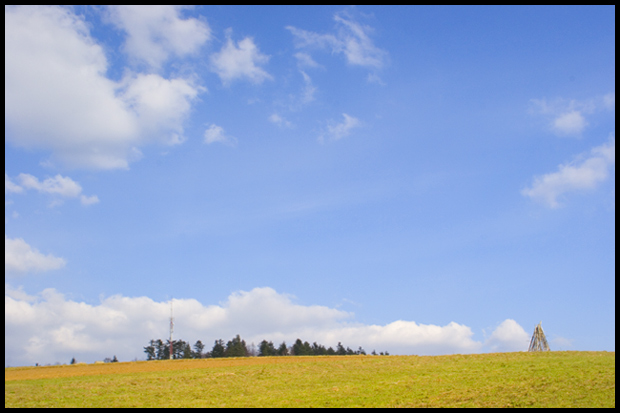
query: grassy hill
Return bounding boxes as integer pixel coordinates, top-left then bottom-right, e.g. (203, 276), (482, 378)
(5, 351), (615, 407)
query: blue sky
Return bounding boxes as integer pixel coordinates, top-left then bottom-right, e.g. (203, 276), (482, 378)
(5, 5), (615, 366)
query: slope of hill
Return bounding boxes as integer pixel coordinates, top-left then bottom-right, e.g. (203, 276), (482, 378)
(5, 351), (615, 407)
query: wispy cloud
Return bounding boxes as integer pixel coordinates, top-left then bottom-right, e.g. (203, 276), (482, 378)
(530, 93), (615, 137)
(521, 135), (615, 208)
(287, 10), (387, 70)
(209, 29), (272, 85)
(294, 52), (322, 69)
(5, 173), (23, 194)
(269, 113), (293, 129)
(318, 113), (362, 143)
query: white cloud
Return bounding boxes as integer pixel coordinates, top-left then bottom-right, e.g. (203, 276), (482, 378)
(299, 71), (317, 104)
(294, 52), (322, 69)
(319, 113), (362, 143)
(269, 113), (293, 128)
(80, 195), (100, 206)
(204, 124), (237, 146)
(5, 5), (202, 170)
(7, 173), (99, 206)
(119, 73), (202, 146)
(5, 173), (23, 194)
(107, 5), (211, 70)
(552, 110), (588, 136)
(521, 136), (615, 208)
(530, 93), (614, 137)
(17, 173), (82, 198)
(485, 319), (530, 352)
(5, 286), (528, 366)
(209, 30), (272, 85)
(5, 236), (66, 276)
(602, 92), (615, 110)
(287, 11), (387, 70)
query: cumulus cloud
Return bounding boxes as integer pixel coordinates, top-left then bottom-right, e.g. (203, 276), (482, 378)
(204, 124), (237, 146)
(5, 5), (202, 170)
(5, 236), (66, 276)
(4, 286), (527, 366)
(6, 173), (99, 206)
(319, 113), (362, 143)
(521, 136), (615, 208)
(209, 30), (272, 85)
(107, 5), (211, 70)
(287, 11), (387, 70)
(485, 319), (530, 352)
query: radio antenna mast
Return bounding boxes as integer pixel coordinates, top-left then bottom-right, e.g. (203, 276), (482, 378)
(169, 298), (174, 360)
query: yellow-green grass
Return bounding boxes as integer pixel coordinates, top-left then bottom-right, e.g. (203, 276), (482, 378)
(5, 351), (614, 407)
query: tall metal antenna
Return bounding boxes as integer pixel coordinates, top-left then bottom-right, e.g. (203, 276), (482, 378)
(169, 298), (174, 360)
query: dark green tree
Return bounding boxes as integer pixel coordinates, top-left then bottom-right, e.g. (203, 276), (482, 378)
(182, 341), (193, 359)
(211, 339), (226, 358)
(292, 339), (314, 356)
(276, 341), (289, 356)
(144, 340), (157, 360)
(193, 340), (205, 359)
(70, 357), (76, 365)
(311, 342), (327, 355)
(336, 342), (347, 356)
(258, 340), (277, 357)
(154, 339), (166, 360)
(225, 335), (248, 357)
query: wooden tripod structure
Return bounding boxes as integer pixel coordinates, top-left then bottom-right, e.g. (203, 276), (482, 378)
(528, 322), (550, 351)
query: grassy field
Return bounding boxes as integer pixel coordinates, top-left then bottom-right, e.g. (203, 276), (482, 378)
(5, 351), (614, 407)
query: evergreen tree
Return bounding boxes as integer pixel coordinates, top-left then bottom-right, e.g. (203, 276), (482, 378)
(154, 339), (166, 360)
(312, 342), (327, 356)
(276, 341), (288, 356)
(336, 342), (347, 356)
(144, 340), (157, 360)
(258, 340), (277, 356)
(193, 340), (205, 359)
(182, 341), (193, 359)
(225, 335), (248, 357)
(211, 339), (226, 358)
(112, 355), (118, 362)
(70, 357), (76, 365)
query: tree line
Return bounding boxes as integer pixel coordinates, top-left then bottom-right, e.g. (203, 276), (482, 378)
(143, 335), (389, 360)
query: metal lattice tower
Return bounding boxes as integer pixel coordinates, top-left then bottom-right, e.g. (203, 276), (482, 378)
(169, 299), (174, 360)
(528, 322), (550, 351)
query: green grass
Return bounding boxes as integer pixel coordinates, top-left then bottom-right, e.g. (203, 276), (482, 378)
(5, 351), (615, 407)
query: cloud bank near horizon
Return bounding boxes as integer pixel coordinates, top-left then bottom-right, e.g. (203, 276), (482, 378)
(5, 286), (533, 366)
